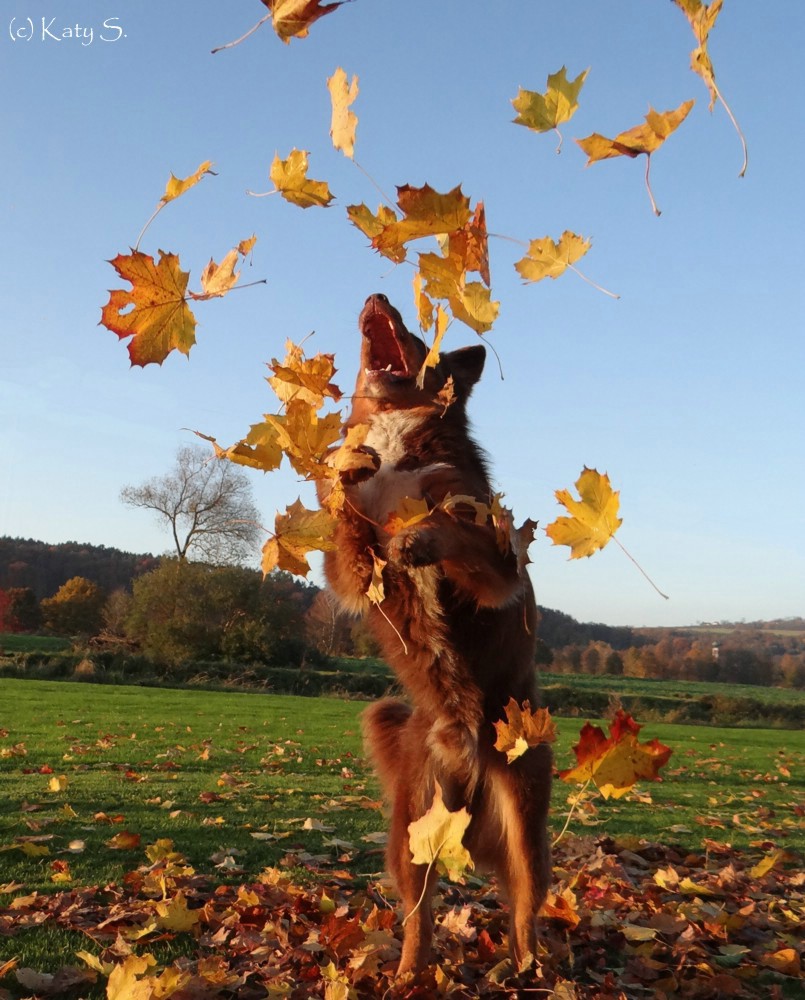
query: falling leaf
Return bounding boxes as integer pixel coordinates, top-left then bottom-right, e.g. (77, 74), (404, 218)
(193, 238), (257, 300)
(373, 184), (471, 259)
(408, 785), (473, 882)
(263, 0), (345, 43)
(545, 466), (622, 559)
(161, 160), (214, 205)
(366, 551), (386, 606)
(559, 710), (672, 799)
(347, 203), (404, 263)
(269, 149), (334, 208)
(672, 0), (746, 175)
(493, 698), (557, 763)
(262, 498), (337, 577)
(515, 231), (591, 283)
(384, 497), (431, 538)
(267, 341), (342, 408)
(328, 67), (359, 159)
(101, 250), (196, 366)
(417, 305), (450, 384)
(512, 66), (589, 150)
(576, 101), (695, 162)
(576, 101), (694, 214)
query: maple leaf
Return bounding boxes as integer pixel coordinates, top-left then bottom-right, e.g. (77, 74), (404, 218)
(328, 67), (359, 159)
(101, 250), (196, 366)
(577, 101), (695, 161)
(161, 160), (215, 205)
(262, 0), (345, 43)
(105, 830), (142, 850)
(267, 340), (342, 408)
(269, 149), (334, 208)
(493, 698), (557, 763)
(512, 66), (589, 151)
(263, 400), (343, 479)
(366, 551), (386, 605)
(384, 497), (431, 537)
(347, 203), (404, 263)
(416, 305), (450, 384)
(672, 0), (746, 175)
(576, 101), (694, 214)
(545, 466), (622, 559)
(441, 201), (491, 286)
(193, 425), (283, 474)
(192, 238), (257, 301)
(408, 784), (473, 882)
(154, 890), (201, 933)
(559, 710), (672, 799)
(106, 954), (157, 1000)
(418, 251), (500, 334)
(515, 231), (591, 283)
(262, 498), (337, 577)
(373, 184), (471, 259)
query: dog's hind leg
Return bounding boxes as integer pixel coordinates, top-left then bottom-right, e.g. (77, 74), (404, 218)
(483, 742), (552, 967)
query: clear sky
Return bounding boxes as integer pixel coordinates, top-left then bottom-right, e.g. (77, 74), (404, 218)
(2, 1), (803, 627)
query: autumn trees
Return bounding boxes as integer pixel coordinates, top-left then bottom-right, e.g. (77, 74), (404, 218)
(120, 446), (262, 565)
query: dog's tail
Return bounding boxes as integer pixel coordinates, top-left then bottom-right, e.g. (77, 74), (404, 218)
(362, 698), (412, 795)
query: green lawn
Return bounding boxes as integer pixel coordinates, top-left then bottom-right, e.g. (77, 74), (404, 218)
(0, 634), (71, 654)
(1, 678), (802, 896)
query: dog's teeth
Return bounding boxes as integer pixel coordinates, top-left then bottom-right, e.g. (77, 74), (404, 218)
(384, 364), (393, 372)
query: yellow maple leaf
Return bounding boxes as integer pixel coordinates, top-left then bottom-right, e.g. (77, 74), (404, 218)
(347, 203), (404, 262)
(576, 101), (695, 215)
(269, 149), (334, 208)
(559, 710), (672, 799)
(262, 498), (337, 577)
(264, 400), (343, 479)
(366, 551), (386, 605)
(101, 250), (196, 367)
(106, 954), (157, 1000)
(263, 0), (345, 43)
(47, 774), (68, 792)
(512, 66), (589, 150)
(408, 785), (473, 882)
(418, 252), (499, 334)
(385, 497), (431, 537)
(327, 66), (359, 159)
(154, 890), (201, 933)
(161, 160), (215, 204)
(577, 101), (695, 162)
(416, 305), (449, 386)
(672, 0), (746, 175)
(546, 467), (622, 559)
(193, 425), (284, 474)
(515, 231), (591, 283)
(493, 698), (557, 763)
(267, 341), (342, 408)
(441, 201), (491, 287)
(374, 184), (471, 257)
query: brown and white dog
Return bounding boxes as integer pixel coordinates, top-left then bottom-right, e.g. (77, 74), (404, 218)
(319, 293), (551, 975)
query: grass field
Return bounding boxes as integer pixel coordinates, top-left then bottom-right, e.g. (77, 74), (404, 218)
(0, 634), (70, 654)
(1, 678), (802, 895)
(1, 679), (802, 997)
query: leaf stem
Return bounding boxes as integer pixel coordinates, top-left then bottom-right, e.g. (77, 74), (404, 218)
(712, 80), (748, 178)
(352, 159), (396, 211)
(134, 202), (165, 252)
(211, 13), (271, 55)
(553, 776), (593, 847)
(644, 155), (661, 217)
(612, 535), (669, 600)
(566, 263), (620, 299)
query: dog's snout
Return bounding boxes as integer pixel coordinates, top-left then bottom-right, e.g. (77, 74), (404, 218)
(367, 292), (389, 305)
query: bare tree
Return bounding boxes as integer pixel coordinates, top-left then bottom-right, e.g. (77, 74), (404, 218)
(121, 445), (262, 564)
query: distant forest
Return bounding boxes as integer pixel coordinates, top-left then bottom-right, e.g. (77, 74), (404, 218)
(0, 536), (159, 600)
(1, 535), (802, 688)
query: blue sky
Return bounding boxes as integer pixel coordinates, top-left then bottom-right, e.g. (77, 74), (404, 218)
(2, 1), (803, 627)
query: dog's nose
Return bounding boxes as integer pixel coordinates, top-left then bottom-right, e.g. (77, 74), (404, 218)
(366, 292), (389, 305)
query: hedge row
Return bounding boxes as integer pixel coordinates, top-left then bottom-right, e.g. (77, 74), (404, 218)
(1, 652), (802, 729)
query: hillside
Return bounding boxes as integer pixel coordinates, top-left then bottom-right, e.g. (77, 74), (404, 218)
(0, 536), (159, 600)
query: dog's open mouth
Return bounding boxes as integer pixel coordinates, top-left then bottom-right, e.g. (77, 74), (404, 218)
(360, 306), (413, 381)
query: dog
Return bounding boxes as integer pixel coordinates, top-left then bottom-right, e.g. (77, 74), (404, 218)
(319, 293), (551, 975)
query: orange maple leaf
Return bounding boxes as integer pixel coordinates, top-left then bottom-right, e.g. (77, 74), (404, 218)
(262, 0), (345, 43)
(101, 250), (196, 366)
(494, 698), (557, 763)
(559, 710), (672, 799)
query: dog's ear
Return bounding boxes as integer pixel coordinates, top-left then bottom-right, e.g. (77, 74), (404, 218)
(443, 345), (486, 395)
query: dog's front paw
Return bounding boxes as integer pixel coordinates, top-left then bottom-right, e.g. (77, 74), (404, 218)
(387, 526), (440, 568)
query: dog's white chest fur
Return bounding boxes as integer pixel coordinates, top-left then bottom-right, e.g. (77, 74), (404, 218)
(356, 410), (448, 526)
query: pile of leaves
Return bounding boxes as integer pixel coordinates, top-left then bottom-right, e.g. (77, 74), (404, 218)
(1, 832), (801, 999)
